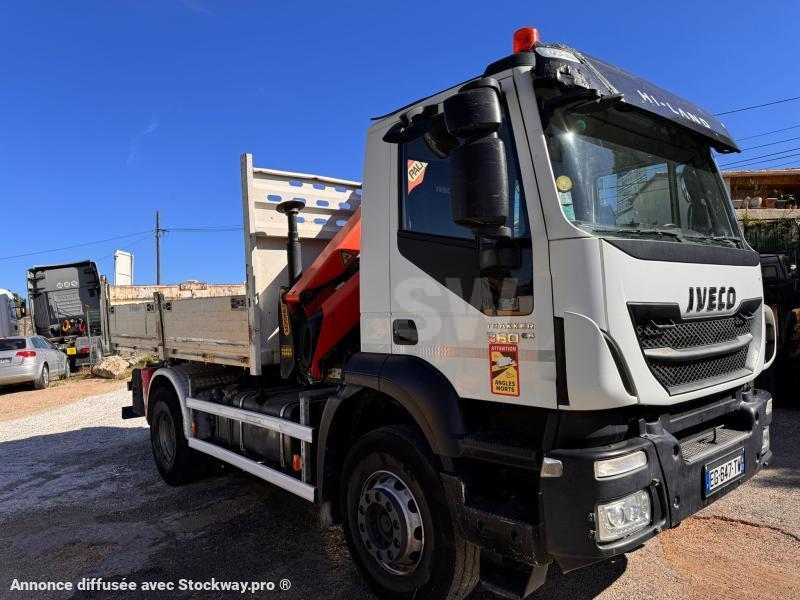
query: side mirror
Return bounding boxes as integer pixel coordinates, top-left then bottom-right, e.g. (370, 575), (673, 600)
(444, 78), (509, 237)
(450, 136), (509, 236)
(443, 79), (503, 137)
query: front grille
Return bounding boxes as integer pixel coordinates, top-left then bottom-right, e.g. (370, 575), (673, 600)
(630, 300), (760, 394)
(636, 315), (751, 349)
(649, 346), (749, 390)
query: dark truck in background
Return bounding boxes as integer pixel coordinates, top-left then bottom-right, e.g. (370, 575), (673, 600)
(742, 220), (800, 347)
(26, 261), (103, 368)
(742, 219), (800, 398)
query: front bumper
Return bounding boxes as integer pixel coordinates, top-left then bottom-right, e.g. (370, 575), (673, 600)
(0, 364), (40, 385)
(540, 388), (772, 572)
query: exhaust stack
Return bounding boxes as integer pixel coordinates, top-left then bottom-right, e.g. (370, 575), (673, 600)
(277, 200), (305, 283)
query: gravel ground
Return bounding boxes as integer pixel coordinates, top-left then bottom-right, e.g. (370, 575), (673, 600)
(0, 387), (798, 600)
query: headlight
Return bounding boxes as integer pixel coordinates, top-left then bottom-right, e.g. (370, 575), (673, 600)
(596, 490), (651, 543)
(766, 398), (773, 417)
(594, 450), (647, 479)
(761, 426), (770, 456)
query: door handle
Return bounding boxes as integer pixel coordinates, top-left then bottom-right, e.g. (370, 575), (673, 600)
(393, 319), (418, 345)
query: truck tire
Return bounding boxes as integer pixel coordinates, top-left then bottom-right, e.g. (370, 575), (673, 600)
(340, 425), (479, 600)
(149, 386), (212, 486)
(34, 365), (50, 390)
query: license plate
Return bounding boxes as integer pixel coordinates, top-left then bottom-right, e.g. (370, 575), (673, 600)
(0, 358), (10, 365)
(66, 348), (77, 355)
(704, 449), (745, 495)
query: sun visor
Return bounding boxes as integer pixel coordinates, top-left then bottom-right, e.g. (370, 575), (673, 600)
(532, 45), (740, 153)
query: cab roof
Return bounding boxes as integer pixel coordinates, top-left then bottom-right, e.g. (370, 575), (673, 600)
(377, 41), (739, 154)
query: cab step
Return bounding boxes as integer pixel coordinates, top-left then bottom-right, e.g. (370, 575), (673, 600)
(480, 562), (549, 600)
(442, 474), (542, 565)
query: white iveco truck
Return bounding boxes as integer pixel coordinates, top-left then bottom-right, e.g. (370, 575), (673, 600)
(114, 28), (776, 600)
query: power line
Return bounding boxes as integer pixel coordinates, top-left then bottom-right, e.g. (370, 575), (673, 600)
(96, 233), (153, 264)
(745, 157), (800, 170)
(738, 123), (800, 141)
(0, 230), (153, 261)
(720, 151), (800, 170)
(715, 95), (800, 116)
(718, 145), (800, 167)
(168, 226), (242, 232)
(1, 223), (245, 264)
(721, 155), (800, 172)
(740, 134), (800, 152)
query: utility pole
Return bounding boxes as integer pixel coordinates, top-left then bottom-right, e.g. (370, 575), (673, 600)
(155, 211), (163, 285)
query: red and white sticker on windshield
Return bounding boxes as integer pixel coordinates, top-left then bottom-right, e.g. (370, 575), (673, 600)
(407, 160), (427, 193)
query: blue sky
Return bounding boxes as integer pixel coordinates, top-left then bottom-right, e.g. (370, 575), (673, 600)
(2, 1), (799, 295)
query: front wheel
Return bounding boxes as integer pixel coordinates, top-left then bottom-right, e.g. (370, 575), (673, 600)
(341, 425), (479, 600)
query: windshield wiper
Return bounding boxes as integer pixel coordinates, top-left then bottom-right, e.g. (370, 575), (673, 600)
(711, 235), (743, 248)
(602, 228), (684, 241)
(683, 234), (742, 248)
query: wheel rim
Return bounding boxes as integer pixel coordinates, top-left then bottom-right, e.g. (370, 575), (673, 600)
(156, 408), (176, 467)
(42, 367), (49, 387)
(357, 470), (425, 576)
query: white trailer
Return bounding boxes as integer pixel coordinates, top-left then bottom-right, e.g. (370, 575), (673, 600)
(103, 160), (360, 369)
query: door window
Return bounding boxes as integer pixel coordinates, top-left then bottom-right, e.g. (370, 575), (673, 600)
(398, 105), (533, 315)
(761, 265), (779, 280)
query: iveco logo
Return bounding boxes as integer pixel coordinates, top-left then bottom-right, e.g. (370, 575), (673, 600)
(687, 286), (736, 313)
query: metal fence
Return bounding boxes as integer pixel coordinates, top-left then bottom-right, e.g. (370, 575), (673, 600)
(741, 219), (800, 264)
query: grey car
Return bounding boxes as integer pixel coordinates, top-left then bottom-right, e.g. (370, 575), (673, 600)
(0, 336), (70, 390)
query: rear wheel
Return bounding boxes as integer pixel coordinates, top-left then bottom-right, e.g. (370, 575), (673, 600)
(341, 425), (479, 600)
(149, 386), (213, 486)
(34, 364), (50, 390)
(63, 360), (71, 380)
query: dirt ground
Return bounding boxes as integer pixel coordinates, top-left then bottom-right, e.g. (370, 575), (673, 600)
(659, 517), (800, 599)
(0, 380), (798, 599)
(0, 377), (126, 422)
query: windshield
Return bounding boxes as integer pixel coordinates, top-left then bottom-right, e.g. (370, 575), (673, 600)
(540, 98), (742, 247)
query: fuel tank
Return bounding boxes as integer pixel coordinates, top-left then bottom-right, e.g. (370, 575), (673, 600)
(213, 389), (302, 469)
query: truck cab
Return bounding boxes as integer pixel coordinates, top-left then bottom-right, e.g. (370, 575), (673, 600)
(27, 261), (103, 367)
(352, 28), (775, 581)
(122, 28), (775, 600)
